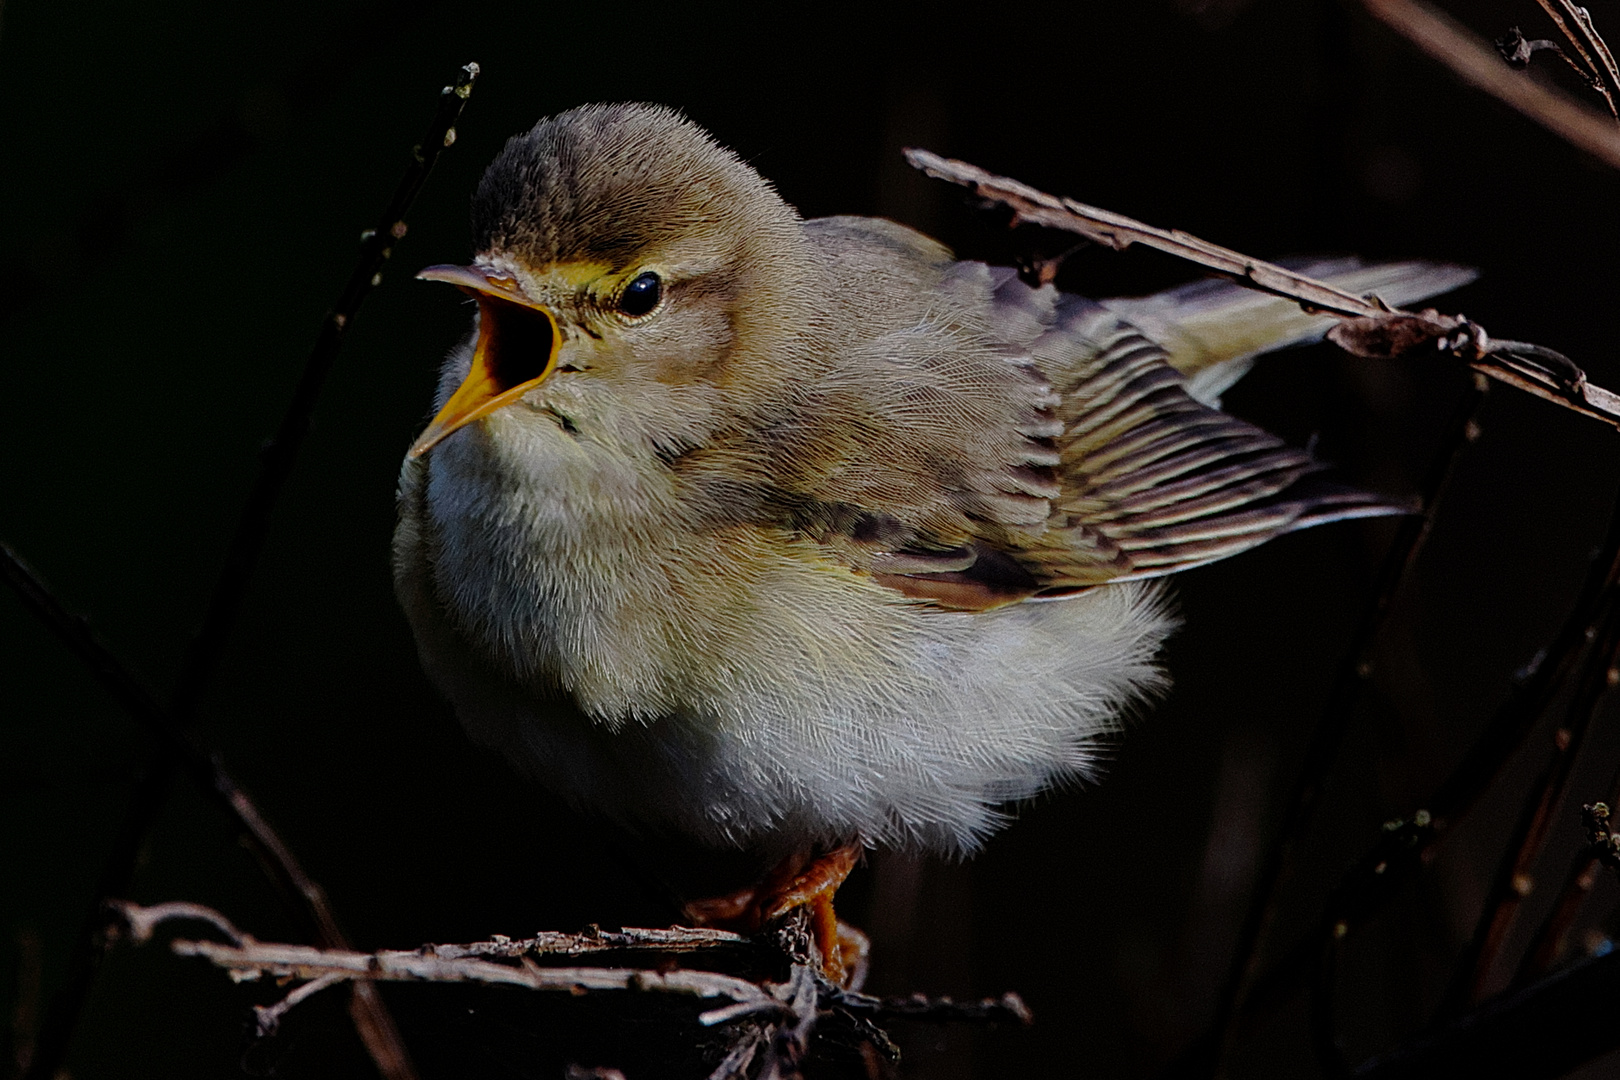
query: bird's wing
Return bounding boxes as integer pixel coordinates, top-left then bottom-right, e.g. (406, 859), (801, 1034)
(1002, 270), (1404, 593)
(779, 219), (1408, 610)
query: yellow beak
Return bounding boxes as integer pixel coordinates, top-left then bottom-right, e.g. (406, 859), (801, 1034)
(408, 264), (562, 458)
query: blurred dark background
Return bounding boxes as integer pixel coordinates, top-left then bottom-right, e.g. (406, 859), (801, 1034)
(4, 0), (1620, 1076)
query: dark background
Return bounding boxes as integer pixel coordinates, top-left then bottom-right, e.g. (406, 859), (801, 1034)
(4, 1), (1620, 1076)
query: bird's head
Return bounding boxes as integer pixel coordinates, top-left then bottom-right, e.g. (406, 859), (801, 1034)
(409, 103), (817, 460)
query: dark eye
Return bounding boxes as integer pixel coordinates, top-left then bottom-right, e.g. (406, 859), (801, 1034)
(618, 271), (662, 317)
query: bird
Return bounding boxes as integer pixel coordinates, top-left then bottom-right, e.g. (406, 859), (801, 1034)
(392, 102), (1472, 980)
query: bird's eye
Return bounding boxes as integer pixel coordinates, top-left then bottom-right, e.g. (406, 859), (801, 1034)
(618, 271), (662, 317)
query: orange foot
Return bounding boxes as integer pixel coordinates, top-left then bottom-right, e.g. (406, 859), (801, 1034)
(684, 842), (864, 985)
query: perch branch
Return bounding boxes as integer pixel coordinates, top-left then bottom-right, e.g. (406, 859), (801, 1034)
(427, 924), (752, 961)
(831, 988), (1034, 1026)
(109, 901), (1028, 1080)
(1357, 0), (1620, 169)
(905, 148), (1620, 430)
(173, 939), (781, 1011)
(107, 899), (782, 1016)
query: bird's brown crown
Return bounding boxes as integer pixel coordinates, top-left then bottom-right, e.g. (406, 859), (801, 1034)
(472, 103), (800, 270)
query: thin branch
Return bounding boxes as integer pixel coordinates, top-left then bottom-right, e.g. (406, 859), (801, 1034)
(171, 59), (479, 716)
(429, 925), (753, 961)
(1496, 27), (1606, 94)
(1450, 581), (1620, 1005)
(108, 898), (781, 1009)
(1208, 377), (1488, 1074)
(109, 901), (1025, 1079)
(1351, 946), (1620, 1079)
(904, 148), (1620, 430)
(1516, 786), (1620, 984)
(1202, 471), (1620, 1069)
(830, 989), (1034, 1026)
(254, 972), (349, 1038)
(6, 63), (479, 1080)
(1580, 800), (1620, 876)
(1533, 0), (1620, 118)
(1358, 0), (1620, 169)
(906, 149), (1385, 317)
(116, 901), (248, 947)
(3, 540), (418, 1078)
(172, 937), (781, 1008)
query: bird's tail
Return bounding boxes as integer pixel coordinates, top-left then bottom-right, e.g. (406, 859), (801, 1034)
(1099, 257), (1478, 407)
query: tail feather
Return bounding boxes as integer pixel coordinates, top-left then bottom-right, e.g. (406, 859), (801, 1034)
(1099, 257), (1478, 407)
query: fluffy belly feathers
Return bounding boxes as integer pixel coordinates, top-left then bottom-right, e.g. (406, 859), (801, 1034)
(395, 419), (1172, 856)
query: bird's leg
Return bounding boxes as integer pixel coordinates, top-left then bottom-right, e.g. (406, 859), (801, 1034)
(681, 849), (810, 929)
(834, 919), (871, 992)
(767, 842), (865, 984)
(684, 842), (864, 984)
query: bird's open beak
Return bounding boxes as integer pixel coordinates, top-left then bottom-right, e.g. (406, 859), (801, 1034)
(408, 264), (562, 458)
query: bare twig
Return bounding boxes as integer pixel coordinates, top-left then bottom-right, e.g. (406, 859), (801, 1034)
(831, 989), (1034, 1026)
(1517, 786), (1620, 984)
(108, 898), (781, 1008)
(1199, 472), (1620, 1069)
(171, 59), (479, 715)
(904, 148), (1620, 429)
(1208, 376), (1488, 1075)
(1451, 582), (1620, 1005)
(1532, 0), (1620, 118)
(6, 63), (480, 1080)
(1358, 0), (1620, 169)
(430, 924), (752, 961)
(1580, 801), (1620, 875)
(1496, 27), (1604, 92)
(1352, 946), (1620, 1079)
(109, 900), (1026, 1078)
(114, 901), (248, 947)
(174, 937), (781, 1008)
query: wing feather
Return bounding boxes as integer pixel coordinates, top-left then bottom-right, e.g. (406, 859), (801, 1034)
(761, 219), (1414, 609)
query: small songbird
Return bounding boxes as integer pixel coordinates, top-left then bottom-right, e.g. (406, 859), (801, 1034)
(393, 103), (1470, 976)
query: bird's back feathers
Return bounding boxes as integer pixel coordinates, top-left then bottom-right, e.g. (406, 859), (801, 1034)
(763, 219), (1461, 610)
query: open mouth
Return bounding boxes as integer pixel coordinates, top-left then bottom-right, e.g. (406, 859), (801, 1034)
(477, 294), (555, 396)
(409, 265), (563, 457)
